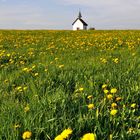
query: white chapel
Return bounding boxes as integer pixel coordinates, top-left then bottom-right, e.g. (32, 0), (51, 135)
(72, 11), (88, 30)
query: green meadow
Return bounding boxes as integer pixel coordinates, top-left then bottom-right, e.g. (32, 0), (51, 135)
(0, 30), (140, 140)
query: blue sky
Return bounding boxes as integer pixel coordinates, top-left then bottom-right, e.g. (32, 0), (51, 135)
(0, 0), (140, 29)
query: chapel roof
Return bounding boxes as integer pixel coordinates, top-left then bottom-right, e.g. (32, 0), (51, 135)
(72, 18), (88, 26)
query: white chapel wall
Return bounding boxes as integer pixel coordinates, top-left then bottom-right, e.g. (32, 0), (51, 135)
(73, 19), (84, 30)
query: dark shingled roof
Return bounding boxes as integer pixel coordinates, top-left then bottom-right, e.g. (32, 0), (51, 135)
(72, 18), (88, 26)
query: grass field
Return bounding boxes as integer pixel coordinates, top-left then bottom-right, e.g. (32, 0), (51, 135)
(0, 30), (140, 140)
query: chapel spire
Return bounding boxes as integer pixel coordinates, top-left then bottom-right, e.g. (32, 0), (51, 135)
(78, 11), (82, 19)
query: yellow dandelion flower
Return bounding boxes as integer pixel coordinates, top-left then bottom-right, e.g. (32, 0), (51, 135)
(55, 57), (59, 61)
(87, 95), (93, 99)
(88, 104), (94, 109)
(110, 109), (118, 116)
(131, 103), (136, 108)
(20, 61), (25, 65)
(60, 128), (73, 139)
(101, 58), (107, 63)
(113, 58), (119, 63)
(127, 128), (134, 134)
(115, 97), (122, 101)
(22, 67), (28, 71)
(54, 135), (64, 140)
(16, 86), (22, 91)
(110, 88), (117, 94)
(14, 124), (21, 129)
(81, 133), (95, 140)
(22, 131), (32, 139)
(59, 65), (64, 68)
(32, 65), (36, 69)
(34, 73), (39, 76)
(107, 94), (113, 100)
(16, 86), (23, 92)
(79, 87), (84, 91)
(102, 84), (107, 89)
(104, 89), (109, 94)
(111, 103), (117, 108)
(23, 86), (28, 91)
(24, 105), (30, 113)
(50, 61), (53, 64)
(9, 59), (14, 64)
(7, 53), (11, 57)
